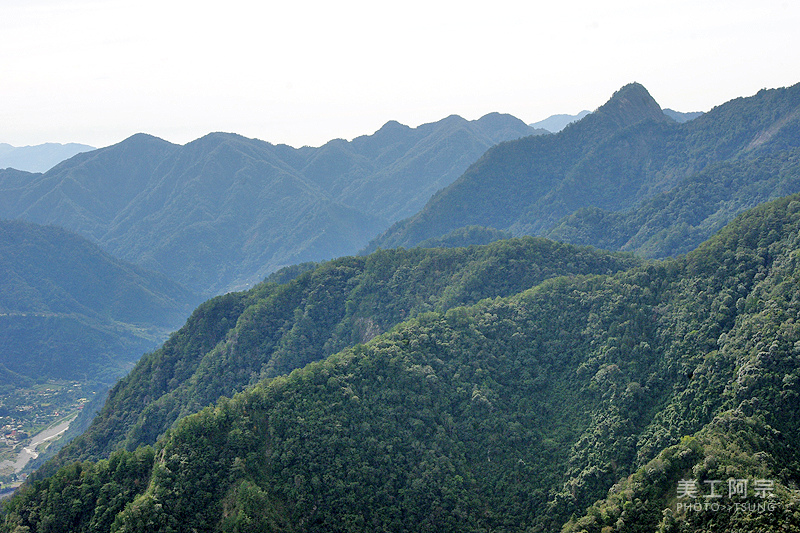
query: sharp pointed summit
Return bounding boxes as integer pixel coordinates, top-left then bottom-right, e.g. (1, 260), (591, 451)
(368, 83), (800, 252)
(592, 82), (667, 129)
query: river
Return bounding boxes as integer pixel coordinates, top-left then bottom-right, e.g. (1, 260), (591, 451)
(0, 414), (77, 474)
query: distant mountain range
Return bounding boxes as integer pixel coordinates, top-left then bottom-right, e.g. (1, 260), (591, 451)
(0, 219), (198, 387)
(531, 108), (702, 134)
(662, 108), (704, 123)
(529, 110), (591, 132)
(0, 142), (95, 173)
(370, 82), (800, 255)
(0, 114), (538, 295)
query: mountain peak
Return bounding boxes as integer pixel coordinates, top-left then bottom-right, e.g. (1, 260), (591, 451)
(106, 133), (176, 156)
(0, 142), (96, 173)
(358, 119), (412, 144)
(594, 82), (667, 128)
(121, 132), (172, 145)
(189, 131), (251, 146)
(476, 112), (528, 129)
(376, 120), (411, 134)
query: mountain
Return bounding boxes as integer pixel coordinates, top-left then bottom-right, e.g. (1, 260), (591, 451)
(662, 108), (703, 123)
(416, 225), (513, 248)
(6, 192), (800, 532)
(44, 237), (639, 468)
(529, 110), (591, 132)
(0, 142), (95, 173)
(0, 219), (199, 463)
(0, 115), (538, 295)
(545, 147), (800, 257)
(368, 82), (800, 255)
(529, 108), (700, 134)
(0, 219), (198, 386)
(329, 113), (544, 222)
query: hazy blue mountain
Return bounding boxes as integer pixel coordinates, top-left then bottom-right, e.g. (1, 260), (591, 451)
(0, 219), (198, 386)
(0, 168), (38, 190)
(283, 113), (540, 222)
(0, 115), (537, 295)
(531, 108), (700, 134)
(529, 110), (591, 132)
(369, 82), (800, 254)
(0, 142), (95, 173)
(662, 107), (703, 123)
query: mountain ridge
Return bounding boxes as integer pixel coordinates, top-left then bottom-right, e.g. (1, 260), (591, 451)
(529, 110), (591, 132)
(44, 237), (639, 469)
(367, 82), (800, 253)
(0, 115), (538, 295)
(0, 142), (95, 173)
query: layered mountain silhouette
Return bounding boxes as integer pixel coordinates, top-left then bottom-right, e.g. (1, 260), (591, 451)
(0, 219), (198, 387)
(369, 82), (800, 255)
(6, 83), (800, 533)
(530, 108), (700, 134)
(0, 142), (95, 173)
(0, 115), (537, 295)
(662, 108), (703, 123)
(529, 109), (591, 132)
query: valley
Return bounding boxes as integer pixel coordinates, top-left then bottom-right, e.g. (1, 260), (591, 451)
(0, 380), (87, 490)
(1, 410), (79, 478)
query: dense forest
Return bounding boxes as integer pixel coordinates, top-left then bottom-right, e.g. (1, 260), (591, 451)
(545, 145), (800, 258)
(43, 237), (639, 470)
(5, 192), (800, 532)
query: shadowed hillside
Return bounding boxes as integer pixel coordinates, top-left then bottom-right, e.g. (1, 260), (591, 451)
(0, 115), (538, 295)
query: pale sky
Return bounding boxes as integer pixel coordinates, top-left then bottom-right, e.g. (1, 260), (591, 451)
(2, 0), (799, 148)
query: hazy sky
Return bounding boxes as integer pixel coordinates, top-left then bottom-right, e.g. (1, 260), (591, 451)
(2, 0), (799, 148)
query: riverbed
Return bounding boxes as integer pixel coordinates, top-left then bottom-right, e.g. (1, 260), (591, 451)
(0, 414), (77, 474)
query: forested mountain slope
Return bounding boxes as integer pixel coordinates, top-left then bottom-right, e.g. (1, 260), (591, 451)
(0, 219), (197, 387)
(0, 115), (537, 295)
(545, 146), (800, 257)
(46, 238), (639, 469)
(369, 82), (800, 257)
(6, 193), (800, 532)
